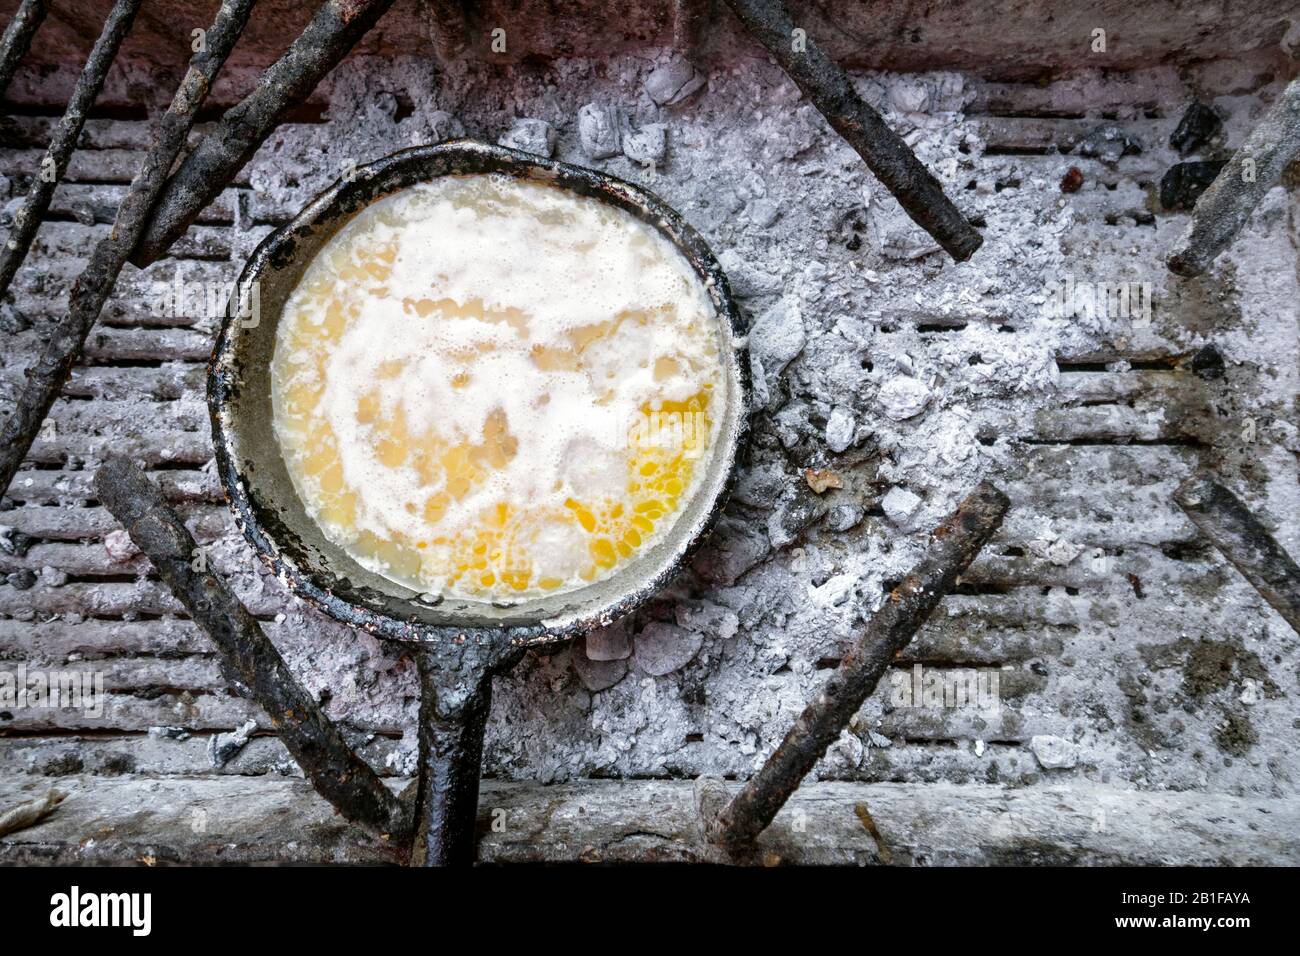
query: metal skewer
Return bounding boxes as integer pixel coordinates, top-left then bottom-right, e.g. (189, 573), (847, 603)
(0, 0), (47, 102)
(0, 0), (259, 499)
(1167, 76), (1300, 277)
(722, 0), (983, 262)
(701, 480), (1010, 850)
(94, 457), (412, 844)
(128, 0), (397, 268)
(0, 0), (144, 301)
(1174, 469), (1300, 636)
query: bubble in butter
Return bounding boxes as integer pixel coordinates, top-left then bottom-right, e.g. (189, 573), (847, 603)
(271, 174), (725, 602)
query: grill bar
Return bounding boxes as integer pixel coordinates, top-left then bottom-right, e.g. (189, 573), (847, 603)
(1167, 76), (1300, 277)
(702, 480), (1010, 850)
(0, 0), (144, 302)
(0, 0), (258, 499)
(0, 0), (46, 101)
(93, 456), (412, 844)
(127, 0), (398, 268)
(723, 0), (983, 262)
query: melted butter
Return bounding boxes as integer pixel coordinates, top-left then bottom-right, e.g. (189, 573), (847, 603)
(270, 174), (724, 601)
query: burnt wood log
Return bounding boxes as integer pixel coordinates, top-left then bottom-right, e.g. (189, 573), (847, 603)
(0, 0), (144, 301)
(1174, 469), (1300, 636)
(722, 0), (983, 262)
(0, 0), (46, 102)
(1167, 77), (1300, 277)
(702, 480), (1010, 849)
(92, 457), (411, 844)
(128, 0), (398, 267)
(0, 0), (257, 499)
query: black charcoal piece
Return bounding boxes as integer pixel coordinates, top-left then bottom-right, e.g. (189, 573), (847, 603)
(1170, 102), (1222, 155)
(1160, 161), (1226, 211)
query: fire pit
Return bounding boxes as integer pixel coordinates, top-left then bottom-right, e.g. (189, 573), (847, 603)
(0, 0), (1298, 867)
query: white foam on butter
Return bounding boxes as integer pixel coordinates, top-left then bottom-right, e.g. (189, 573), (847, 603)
(271, 174), (725, 598)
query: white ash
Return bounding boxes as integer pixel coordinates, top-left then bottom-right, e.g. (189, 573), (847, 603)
(208, 719), (258, 768)
(622, 121), (667, 166)
(1030, 734), (1081, 770)
(577, 102), (621, 159)
(870, 194), (942, 260)
(881, 486), (923, 527)
(103, 529), (139, 562)
(1034, 536), (1085, 567)
(498, 117), (556, 157)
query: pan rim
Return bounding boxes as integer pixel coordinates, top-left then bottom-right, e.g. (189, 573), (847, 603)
(208, 140), (750, 646)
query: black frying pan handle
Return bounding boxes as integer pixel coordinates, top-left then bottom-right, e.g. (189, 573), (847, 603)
(409, 640), (524, 866)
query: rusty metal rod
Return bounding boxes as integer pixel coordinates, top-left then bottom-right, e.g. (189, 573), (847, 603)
(0, 0), (144, 302)
(128, 0), (397, 267)
(93, 457), (411, 842)
(1174, 469), (1300, 636)
(722, 0), (982, 262)
(0, 0), (257, 499)
(0, 0), (47, 102)
(704, 480), (1010, 848)
(673, 0), (708, 64)
(1167, 76), (1300, 277)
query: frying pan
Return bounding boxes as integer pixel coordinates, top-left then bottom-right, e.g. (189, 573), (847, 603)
(208, 141), (750, 865)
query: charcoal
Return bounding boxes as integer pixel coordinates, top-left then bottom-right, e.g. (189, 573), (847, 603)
(0, 300), (30, 333)
(584, 624), (632, 662)
(882, 486), (923, 527)
(826, 502), (865, 532)
(645, 54), (704, 106)
(1076, 125), (1142, 163)
(577, 102), (620, 159)
(1170, 101), (1222, 155)
(498, 117), (556, 158)
(633, 622), (703, 677)
(1190, 343), (1226, 380)
(1160, 161), (1226, 211)
(622, 122), (667, 165)
(572, 649), (627, 691)
(767, 490), (828, 549)
(825, 406), (856, 452)
(6, 569), (36, 590)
